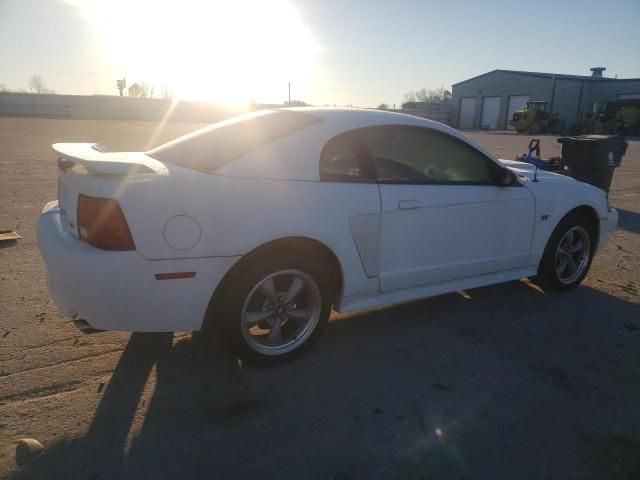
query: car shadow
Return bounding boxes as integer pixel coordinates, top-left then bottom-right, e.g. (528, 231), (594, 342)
(9, 280), (640, 480)
(0, 239), (18, 250)
(616, 208), (640, 235)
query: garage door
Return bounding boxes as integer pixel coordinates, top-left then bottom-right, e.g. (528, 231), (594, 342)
(506, 95), (529, 130)
(481, 97), (501, 130)
(459, 98), (475, 129)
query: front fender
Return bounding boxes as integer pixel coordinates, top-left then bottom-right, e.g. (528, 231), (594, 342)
(524, 177), (608, 266)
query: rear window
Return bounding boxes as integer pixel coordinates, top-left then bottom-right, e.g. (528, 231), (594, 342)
(148, 110), (323, 172)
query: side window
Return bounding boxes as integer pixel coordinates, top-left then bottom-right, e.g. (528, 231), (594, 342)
(148, 110), (323, 173)
(319, 131), (376, 182)
(361, 126), (498, 184)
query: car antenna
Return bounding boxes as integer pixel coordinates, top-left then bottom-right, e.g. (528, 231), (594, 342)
(529, 138), (540, 182)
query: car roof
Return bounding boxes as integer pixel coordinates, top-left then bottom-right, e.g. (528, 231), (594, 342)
(214, 107), (500, 182)
(280, 107), (496, 160)
(279, 106), (439, 126)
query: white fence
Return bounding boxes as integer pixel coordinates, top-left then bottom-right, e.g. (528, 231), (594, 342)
(0, 93), (453, 125)
(0, 92), (232, 123)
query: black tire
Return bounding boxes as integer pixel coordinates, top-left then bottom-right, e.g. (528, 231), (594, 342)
(568, 123), (581, 135)
(551, 121), (566, 135)
(533, 212), (596, 292)
(592, 121), (606, 135)
(613, 121), (624, 136)
(529, 121), (542, 135)
(207, 251), (333, 365)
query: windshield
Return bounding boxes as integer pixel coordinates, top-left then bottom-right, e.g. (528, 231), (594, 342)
(148, 110), (323, 172)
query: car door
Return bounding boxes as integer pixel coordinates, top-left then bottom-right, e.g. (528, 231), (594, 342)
(319, 129), (382, 281)
(360, 125), (535, 292)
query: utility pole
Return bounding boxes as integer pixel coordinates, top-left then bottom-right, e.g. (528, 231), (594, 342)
(288, 82), (291, 104)
(549, 75), (556, 113)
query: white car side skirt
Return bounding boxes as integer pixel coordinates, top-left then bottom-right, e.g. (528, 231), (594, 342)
(337, 266), (537, 313)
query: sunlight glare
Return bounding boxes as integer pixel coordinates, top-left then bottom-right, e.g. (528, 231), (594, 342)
(70, 0), (321, 109)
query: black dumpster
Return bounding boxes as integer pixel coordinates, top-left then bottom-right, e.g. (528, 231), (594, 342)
(557, 135), (627, 194)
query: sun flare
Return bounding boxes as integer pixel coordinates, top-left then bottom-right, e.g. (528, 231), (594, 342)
(71, 0), (321, 109)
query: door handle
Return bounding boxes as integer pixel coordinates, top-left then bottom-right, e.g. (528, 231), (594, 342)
(398, 200), (421, 210)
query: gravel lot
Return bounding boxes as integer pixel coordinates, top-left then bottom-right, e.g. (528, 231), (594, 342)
(1, 117), (639, 480)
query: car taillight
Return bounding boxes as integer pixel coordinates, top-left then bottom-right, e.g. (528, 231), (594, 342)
(77, 194), (135, 250)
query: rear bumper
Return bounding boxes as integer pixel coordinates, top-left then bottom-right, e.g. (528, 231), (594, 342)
(37, 202), (239, 332)
(598, 208), (618, 252)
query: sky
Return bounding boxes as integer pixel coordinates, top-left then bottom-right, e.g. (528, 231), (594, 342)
(0, 0), (639, 109)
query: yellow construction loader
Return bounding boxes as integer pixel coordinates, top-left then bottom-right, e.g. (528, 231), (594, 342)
(509, 101), (564, 134)
(570, 102), (640, 135)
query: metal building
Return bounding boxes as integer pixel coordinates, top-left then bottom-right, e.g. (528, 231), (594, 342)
(451, 67), (640, 130)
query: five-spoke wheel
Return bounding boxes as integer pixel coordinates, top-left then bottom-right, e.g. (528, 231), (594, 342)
(211, 251), (333, 365)
(555, 226), (591, 285)
(534, 212), (595, 292)
(241, 270), (322, 356)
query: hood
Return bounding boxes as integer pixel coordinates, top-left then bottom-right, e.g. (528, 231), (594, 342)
(499, 159), (576, 185)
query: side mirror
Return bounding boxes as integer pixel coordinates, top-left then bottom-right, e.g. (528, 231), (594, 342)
(493, 167), (516, 186)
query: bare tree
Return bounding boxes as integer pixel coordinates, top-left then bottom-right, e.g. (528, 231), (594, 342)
(403, 86), (451, 104)
(140, 81), (153, 99)
(403, 91), (417, 103)
(160, 84), (172, 100)
(423, 86), (451, 102)
(29, 75), (48, 93)
(128, 81), (155, 98)
(377, 103), (389, 110)
(128, 83), (143, 98)
(0, 83), (10, 92)
(283, 100), (307, 107)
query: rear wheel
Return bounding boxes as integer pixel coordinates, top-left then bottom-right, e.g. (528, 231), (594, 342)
(613, 121), (624, 136)
(211, 253), (332, 365)
(592, 120), (606, 135)
(529, 121), (542, 135)
(533, 212), (595, 292)
(551, 121), (565, 135)
(568, 123), (582, 135)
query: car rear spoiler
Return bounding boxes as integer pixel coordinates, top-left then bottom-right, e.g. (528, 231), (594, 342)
(52, 143), (169, 176)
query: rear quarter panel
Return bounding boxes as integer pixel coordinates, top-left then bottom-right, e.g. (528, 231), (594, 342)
(98, 169), (381, 299)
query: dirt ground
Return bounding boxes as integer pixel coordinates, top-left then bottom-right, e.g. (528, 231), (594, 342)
(0, 117), (639, 480)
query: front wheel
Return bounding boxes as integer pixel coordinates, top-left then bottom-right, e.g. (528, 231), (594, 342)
(533, 212), (595, 292)
(213, 253), (332, 365)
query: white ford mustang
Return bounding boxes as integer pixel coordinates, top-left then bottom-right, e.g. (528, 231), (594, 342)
(38, 108), (618, 363)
